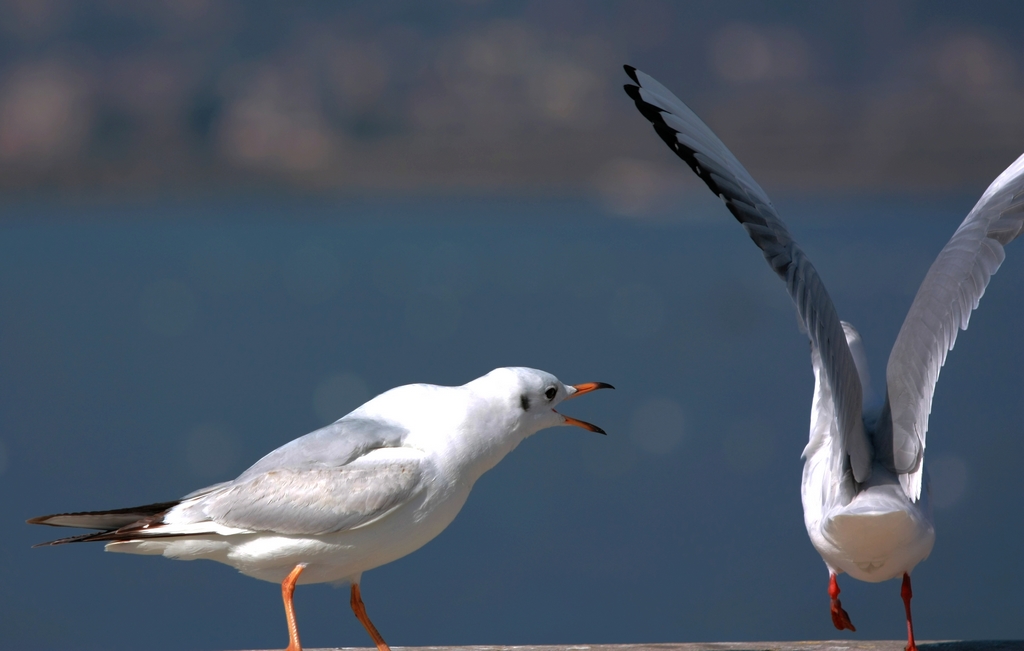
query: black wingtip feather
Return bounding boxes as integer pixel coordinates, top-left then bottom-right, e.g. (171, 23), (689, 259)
(32, 517), (183, 548)
(32, 531), (108, 547)
(652, 122), (682, 147)
(625, 84), (707, 184)
(633, 97), (669, 127)
(623, 66), (783, 246)
(622, 68), (675, 130)
(27, 500), (181, 528)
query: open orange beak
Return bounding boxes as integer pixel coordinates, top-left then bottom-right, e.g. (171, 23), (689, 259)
(558, 382), (614, 435)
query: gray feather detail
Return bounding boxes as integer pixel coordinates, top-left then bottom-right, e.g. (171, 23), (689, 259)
(624, 65), (872, 483)
(886, 152), (1024, 501)
(172, 417), (414, 535)
(197, 462), (423, 535)
(236, 418), (407, 480)
(808, 343), (857, 509)
(181, 481), (233, 500)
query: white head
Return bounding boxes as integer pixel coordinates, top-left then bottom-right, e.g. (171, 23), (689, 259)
(470, 367), (613, 438)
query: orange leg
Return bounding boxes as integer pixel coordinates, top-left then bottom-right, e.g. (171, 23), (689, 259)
(829, 573), (856, 632)
(901, 573), (918, 651)
(282, 564), (306, 651)
(350, 583), (391, 651)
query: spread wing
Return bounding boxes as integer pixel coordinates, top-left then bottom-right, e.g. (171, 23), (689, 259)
(886, 152), (1024, 501)
(623, 65), (872, 483)
(802, 337), (859, 521)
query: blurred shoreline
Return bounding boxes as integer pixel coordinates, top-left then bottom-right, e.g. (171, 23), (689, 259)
(1, 1), (1023, 203)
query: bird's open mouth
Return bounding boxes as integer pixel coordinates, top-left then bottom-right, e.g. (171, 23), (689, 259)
(557, 382), (614, 434)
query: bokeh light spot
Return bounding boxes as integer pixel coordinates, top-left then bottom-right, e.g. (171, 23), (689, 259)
(629, 397), (686, 454)
(710, 23), (810, 84)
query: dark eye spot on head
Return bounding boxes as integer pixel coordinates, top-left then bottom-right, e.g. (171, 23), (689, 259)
(545, 387), (557, 401)
(520, 394), (530, 411)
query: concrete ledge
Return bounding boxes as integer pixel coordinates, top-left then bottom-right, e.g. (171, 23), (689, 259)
(289, 643), (1024, 651)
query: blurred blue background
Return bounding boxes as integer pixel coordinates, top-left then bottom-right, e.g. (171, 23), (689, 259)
(1, 2), (1022, 650)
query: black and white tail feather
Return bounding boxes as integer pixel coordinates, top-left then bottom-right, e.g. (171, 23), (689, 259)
(27, 500), (181, 546)
(28, 416), (416, 547)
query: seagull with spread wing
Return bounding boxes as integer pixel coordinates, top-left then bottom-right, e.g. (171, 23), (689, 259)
(29, 367), (612, 651)
(624, 65), (1023, 650)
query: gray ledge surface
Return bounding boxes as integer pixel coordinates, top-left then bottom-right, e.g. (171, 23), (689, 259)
(286, 642), (1024, 651)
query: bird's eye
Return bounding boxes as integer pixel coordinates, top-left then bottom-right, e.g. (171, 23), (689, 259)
(544, 387), (557, 401)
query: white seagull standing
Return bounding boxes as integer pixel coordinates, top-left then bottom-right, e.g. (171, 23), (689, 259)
(30, 367), (612, 651)
(623, 65), (1024, 649)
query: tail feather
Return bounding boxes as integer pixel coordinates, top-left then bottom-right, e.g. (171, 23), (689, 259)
(32, 529), (129, 548)
(34, 527), (188, 547)
(27, 500), (179, 530)
(28, 500), (180, 546)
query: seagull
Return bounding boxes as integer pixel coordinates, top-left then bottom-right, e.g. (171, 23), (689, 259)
(29, 367), (612, 651)
(623, 65), (1024, 649)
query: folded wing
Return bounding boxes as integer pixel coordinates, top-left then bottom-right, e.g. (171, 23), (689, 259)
(30, 417), (418, 543)
(177, 456), (424, 536)
(233, 417), (407, 481)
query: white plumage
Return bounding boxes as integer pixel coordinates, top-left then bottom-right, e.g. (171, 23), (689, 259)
(624, 64), (1023, 649)
(30, 367), (611, 651)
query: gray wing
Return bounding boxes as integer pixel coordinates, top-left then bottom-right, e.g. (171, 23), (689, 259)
(886, 152), (1024, 501)
(236, 417), (407, 481)
(174, 417), (417, 535)
(192, 459), (424, 535)
(33, 418), (422, 543)
(179, 417), (406, 499)
(623, 65), (872, 483)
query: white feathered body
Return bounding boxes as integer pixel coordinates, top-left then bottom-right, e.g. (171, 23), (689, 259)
(623, 63), (1021, 642)
(106, 445), (457, 585)
(801, 325), (935, 583)
(105, 370), (537, 585)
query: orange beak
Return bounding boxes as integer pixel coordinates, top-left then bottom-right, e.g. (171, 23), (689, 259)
(567, 382), (615, 398)
(558, 382), (614, 435)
